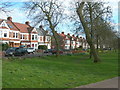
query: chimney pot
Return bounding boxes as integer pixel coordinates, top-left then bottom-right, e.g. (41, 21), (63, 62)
(7, 17), (12, 21)
(25, 21), (30, 25)
(67, 33), (70, 35)
(39, 25), (43, 28)
(61, 32), (64, 34)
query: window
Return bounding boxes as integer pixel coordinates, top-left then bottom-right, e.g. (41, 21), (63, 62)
(47, 37), (50, 41)
(65, 46), (68, 49)
(7, 24), (13, 28)
(23, 35), (24, 39)
(21, 34), (25, 39)
(65, 40), (69, 44)
(40, 37), (42, 41)
(9, 32), (11, 37)
(35, 44), (37, 47)
(20, 35), (22, 39)
(32, 35), (37, 40)
(35, 35), (37, 40)
(32, 35), (34, 40)
(13, 33), (15, 38)
(32, 44), (34, 47)
(4, 33), (7, 37)
(16, 33), (18, 38)
(13, 32), (19, 38)
(25, 35), (27, 40)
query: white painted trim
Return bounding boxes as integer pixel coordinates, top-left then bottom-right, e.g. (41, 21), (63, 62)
(9, 41), (20, 43)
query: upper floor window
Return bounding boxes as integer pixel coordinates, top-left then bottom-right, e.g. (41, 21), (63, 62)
(32, 35), (34, 40)
(7, 24), (13, 28)
(21, 34), (25, 39)
(47, 36), (50, 41)
(13, 32), (19, 38)
(32, 35), (37, 40)
(35, 35), (37, 40)
(20, 35), (22, 39)
(4, 33), (7, 37)
(13, 33), (15, 38)
(40, 37), (42, 41)
(16, 33), (18, 38)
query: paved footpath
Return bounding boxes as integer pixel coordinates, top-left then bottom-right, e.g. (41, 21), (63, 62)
(76, 77), (119, 88)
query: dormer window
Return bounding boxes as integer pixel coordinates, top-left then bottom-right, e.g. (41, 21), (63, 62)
(7, 24), (13, 28)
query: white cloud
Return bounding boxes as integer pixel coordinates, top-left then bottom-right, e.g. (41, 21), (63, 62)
(0, 11), (7, 19)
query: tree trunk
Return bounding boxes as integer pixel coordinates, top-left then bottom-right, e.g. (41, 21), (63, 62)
(69, 37), (72, 50)
(89, 50), (92, 58)
(52, 30), (59, 57)
(77, 2), (101, 63)
(48, 19), (59, 57)
(96, 35), (99, 53)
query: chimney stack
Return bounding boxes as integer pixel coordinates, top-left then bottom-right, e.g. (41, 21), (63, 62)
(7, 17), (12, 21)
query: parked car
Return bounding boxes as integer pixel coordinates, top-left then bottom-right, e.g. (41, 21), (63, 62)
(51, 49), (63, 54)
(27, 48), (36, 54)
(5, 47), (19, 56)
(44, 49), (53, 53)
(14, 48), (28, 56)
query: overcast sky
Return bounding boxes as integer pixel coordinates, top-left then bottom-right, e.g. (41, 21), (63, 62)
(0, 0), (119, 36)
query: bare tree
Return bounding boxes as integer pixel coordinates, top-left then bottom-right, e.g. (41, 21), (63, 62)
(0, 2), (13, 13)
(23, 0), (64, 56)
(72, 1), (112, 63)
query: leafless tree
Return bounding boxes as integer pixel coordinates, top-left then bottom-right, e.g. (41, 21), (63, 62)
(71, 1), (112, 63)
(0, 2), (13, 13)
(23, 0), (65, 56)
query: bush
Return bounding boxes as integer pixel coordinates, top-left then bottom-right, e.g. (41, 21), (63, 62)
(38, 45), (47, 50)
(1, 43), (10, 51)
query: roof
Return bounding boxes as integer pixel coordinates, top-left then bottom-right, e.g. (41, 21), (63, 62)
(59, 33), (66, 38)
(0, 18), (34, 33)
(6, 20), (20, 31)
(36, 28), (50, 36)
(13, 22), (31, 33)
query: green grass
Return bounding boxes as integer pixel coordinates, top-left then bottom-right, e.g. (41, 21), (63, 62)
(2, 51), (118, 88)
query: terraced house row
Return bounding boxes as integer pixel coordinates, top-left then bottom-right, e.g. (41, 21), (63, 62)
(0, 17), (89, 49)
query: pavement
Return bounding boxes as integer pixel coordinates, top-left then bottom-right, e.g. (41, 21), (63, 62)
(76, 77), (119, 88)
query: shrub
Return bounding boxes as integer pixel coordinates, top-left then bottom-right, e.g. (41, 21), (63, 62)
(38, 45), (47, 50)
(1, 43), (10, 51)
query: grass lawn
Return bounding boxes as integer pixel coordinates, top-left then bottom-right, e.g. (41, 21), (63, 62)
(2, 51), (118, 88)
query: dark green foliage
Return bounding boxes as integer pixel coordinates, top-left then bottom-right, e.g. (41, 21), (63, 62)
(1, 43), (10, 51)
(38, 45), (47, 50)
